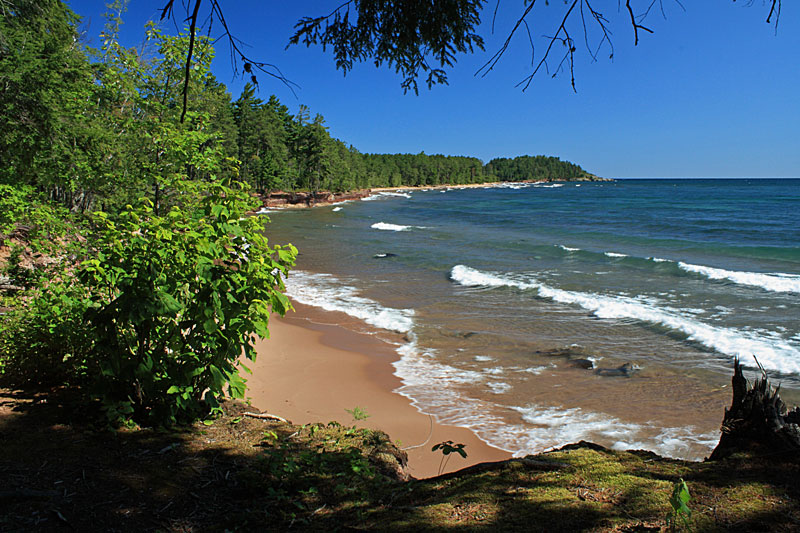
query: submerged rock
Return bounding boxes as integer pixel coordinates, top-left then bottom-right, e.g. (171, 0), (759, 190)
(568, 358), (595, 370)
(595, 362), (640, 377)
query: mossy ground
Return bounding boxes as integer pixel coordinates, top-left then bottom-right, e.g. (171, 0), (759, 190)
(1, 387), (799, 532)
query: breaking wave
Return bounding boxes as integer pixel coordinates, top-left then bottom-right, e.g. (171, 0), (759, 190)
(450, 265), (800, 375)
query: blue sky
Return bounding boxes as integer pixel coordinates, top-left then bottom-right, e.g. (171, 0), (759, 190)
(66, 1), (799, 178)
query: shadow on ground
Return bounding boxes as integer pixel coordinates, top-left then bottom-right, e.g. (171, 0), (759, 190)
(2, 387), (800, 532)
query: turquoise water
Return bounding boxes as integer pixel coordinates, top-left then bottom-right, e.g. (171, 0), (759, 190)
(265, 179), (800, 460)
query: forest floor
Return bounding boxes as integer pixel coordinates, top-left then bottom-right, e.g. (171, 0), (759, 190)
(2, 386), (800, 532)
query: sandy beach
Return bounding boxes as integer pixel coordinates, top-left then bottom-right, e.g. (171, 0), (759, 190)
(245, 303), (512, 479)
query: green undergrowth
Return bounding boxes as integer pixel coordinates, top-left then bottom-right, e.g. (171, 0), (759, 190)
(2, 389), (799, 532)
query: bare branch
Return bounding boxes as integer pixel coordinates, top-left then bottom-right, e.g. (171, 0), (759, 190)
(476, 0), (538, 78)
(517, 0), (579, 92)
(179, 0), (202, 124)
(625, 0), (654, 45)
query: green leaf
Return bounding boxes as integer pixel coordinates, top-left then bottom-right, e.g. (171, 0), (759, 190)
(203, 318), (217, 333)
(209, 365), (226, 390)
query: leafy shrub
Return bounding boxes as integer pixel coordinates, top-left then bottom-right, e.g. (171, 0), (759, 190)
(77, 178), (296, 424)
(0, 271), (93, 386)
(0, 184), (73, 253)
(0, 184), (29, 241)
(1, 176), (296, 426)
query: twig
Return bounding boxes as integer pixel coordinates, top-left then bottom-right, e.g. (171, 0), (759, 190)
(625, 0), (654, 45)
(518, 0), (579, 92)
(243, 411), (289, 423)
(401, 414), (434, 451)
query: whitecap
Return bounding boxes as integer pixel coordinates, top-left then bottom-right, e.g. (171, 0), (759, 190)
(557, 245), (581, 252)
(678, 261), (800, 294)
(450, 265), (800, 375)
(362, 191), (412, 201)
(332, 207), (343, 212)
(392, 336), (716, 462)
(604, 252), (628, 258)
(371, 222), (426, 232)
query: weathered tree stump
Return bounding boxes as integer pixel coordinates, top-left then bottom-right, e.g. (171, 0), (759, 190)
(709, 358), (800, 461)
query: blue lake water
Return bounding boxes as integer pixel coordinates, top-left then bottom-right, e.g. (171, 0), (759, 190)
(264, 179), (800, 460)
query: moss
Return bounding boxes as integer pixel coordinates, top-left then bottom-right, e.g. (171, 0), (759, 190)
(2, 388), (800, 532)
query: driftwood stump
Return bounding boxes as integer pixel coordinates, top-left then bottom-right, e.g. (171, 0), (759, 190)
(709, 359), (800, 461)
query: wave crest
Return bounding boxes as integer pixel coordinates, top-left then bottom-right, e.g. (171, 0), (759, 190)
(450, 265), (800, 374)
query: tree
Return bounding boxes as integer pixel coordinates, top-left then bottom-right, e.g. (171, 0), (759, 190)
(0, 0), (97, 205)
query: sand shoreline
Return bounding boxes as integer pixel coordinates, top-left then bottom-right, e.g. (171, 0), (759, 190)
(245, 302), (512, 479)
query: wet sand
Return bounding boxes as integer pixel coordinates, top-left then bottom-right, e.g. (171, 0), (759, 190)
(245, 303), (512, 479)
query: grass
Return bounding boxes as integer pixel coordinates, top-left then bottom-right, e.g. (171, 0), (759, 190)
(2, 387), (800, 531)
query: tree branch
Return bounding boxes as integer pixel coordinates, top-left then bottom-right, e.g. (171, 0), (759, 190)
(518, 0), (579, 92)
(625, 0), (654, 46)
(179, 0), (202, 124)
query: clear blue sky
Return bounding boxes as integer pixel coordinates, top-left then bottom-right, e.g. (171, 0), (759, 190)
(66, 1), (799, 178)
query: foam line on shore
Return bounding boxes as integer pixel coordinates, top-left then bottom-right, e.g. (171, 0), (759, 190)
(284, 270), (414, 333)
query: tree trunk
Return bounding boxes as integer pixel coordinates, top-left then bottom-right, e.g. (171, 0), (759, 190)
(709, 359), (800, 461)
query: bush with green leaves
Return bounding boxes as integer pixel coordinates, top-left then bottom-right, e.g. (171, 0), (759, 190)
(77, 177), (296, 424)
(0, 185), (72, 253)
(0, 269), (93, 386)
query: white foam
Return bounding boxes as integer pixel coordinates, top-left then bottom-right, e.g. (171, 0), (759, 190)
(474, 355), (495, 362)
(487, 382), (512, 394)
(362, 191), (412, 201)
(649, 257), (670, 263)
(284, 270), (414, 333)
(255, 207), (275, 215)
(517, 366), (550, 375)
(558, 245), (581, 252)
(534, 183), (564, 188)
(450, 265), (800, 375)
(371, 222), (426, 232)
(392, 336), (715, 462)
(332, 207), (343, 212)
(604, 252), (628, 258)
(614, 427), (720, 459)
(678, 261), (800, 294)
(512, 405), (718, 460)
